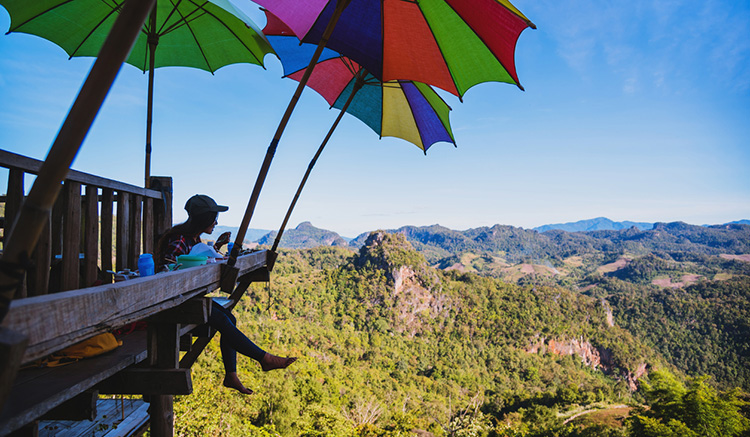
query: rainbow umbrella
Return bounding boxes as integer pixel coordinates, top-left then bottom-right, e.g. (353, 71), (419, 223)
(255, 0), (536, 98)
(262, 10), (455, 255)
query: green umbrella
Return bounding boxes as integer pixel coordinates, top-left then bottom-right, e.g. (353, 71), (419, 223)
(1, 0), (274, 186)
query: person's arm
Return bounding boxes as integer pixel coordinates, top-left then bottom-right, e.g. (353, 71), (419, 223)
(214, 231), (231, 251)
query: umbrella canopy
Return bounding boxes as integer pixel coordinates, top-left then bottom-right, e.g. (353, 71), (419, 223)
(1, 0), (274, 185)
(264, 10), (455, 153)
(263, 10), (455, 255)
(221, 0), (534, 287)
(255, 0), (535, 98)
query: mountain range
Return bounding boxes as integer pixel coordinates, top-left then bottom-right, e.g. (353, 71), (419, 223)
(211, 218), (750, 261)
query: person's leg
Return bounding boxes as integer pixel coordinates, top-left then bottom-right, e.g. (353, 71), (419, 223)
(210, 302), (266, 362)
(209, 302), (257, 394)
(210, 302), (297, 381)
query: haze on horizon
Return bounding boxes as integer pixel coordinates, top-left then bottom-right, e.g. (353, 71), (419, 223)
(1, 0), (748, 238)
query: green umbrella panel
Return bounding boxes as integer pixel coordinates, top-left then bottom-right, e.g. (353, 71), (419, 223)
(1, 0), (275, 186)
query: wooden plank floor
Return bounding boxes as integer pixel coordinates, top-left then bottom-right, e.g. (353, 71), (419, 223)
(39, 398), (149, 437)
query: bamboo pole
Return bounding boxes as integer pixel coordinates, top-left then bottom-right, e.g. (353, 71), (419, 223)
(0, 0), (157, 322)
(221, 0), (353, 290)
(145, 7), (157, 189)
(269, 70), (367, 264)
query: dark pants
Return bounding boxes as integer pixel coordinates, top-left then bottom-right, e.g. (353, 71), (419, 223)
(209, 301), (265, 373)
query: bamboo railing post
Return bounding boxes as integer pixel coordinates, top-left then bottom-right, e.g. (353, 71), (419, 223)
(268, 70), (366, 270)
(221, 0), (353, 291)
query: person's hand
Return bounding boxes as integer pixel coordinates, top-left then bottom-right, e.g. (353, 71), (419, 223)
(215, 231), (231, 249)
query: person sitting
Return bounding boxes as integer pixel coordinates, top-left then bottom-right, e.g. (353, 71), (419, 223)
(156, 194), (296, 394)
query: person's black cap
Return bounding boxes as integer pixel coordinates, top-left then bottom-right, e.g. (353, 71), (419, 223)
(185, 194), (228, 216)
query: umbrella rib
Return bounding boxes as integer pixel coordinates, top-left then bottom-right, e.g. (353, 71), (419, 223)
(7, 0), (76, 32)
(169, 1), (213, 71)
(160, 0), (204, 36)
(70, 2), (126, 58)
(158, 0), (186, 35)
(188, 1), (267, 71)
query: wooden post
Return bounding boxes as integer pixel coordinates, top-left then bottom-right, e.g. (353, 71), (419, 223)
(83, 185), (99, 287)
(143, 197), (154, 255)
(100, 188), (114, 282)
(61, 181), (81, 292)
(29, 211), (51, 296)
(130, 194), (142, 268)
(116, 191), (130, 272)
(150, 176), (172, 247)
(148, 321), (179, 437)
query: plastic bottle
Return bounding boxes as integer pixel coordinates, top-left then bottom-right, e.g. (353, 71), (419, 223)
(138, 253), (155, 277)
(226, 242), (234, 256)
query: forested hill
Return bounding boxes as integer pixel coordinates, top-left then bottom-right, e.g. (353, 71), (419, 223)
(179, 232), (750, 436)
(349, 221), (750, 263)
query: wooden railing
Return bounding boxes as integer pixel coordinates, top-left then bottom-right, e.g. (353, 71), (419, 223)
(0, 149), (171, 297)
(0, 149), (272, 436)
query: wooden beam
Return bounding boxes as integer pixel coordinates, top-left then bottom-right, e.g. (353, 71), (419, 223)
(4, 168), (24, 242)
(148, 297), (210, 325)
(0, 150), (161, 200)
(0, 327), (28, 415)
(2, 251), (266, 364)
(39, 390), (97, 421)
(97, 369), (191, 395)
(179, 333), (193, 352)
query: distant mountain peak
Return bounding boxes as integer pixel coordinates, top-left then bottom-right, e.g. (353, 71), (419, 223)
(534, 217), (653, 233)
(257, 222), (348, 249)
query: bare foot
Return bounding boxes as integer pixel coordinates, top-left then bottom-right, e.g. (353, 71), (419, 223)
(260, 352), (297, 372)
(223, 372), (253, 394)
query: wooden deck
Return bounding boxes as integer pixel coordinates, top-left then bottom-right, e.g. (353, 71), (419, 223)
(0, 253), (269, 436)
(39, 398), (150, 437)
(1, 149), (271, 436)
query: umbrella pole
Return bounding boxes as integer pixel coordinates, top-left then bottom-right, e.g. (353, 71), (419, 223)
(0, 0), (155, 411)
(145, 8), (157, 189)
(222, 0), (352, 290)
(268, 71), (366, 267)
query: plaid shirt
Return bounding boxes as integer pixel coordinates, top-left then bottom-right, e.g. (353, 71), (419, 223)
(163, 235), (200, 264)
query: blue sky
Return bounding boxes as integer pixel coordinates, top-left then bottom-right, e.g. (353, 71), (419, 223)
(1, 0), (749, 238)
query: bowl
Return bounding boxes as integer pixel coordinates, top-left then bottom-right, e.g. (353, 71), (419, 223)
(176, 255), (208, 269)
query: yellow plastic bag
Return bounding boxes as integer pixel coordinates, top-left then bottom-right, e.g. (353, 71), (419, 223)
(24, 333), (123, 368)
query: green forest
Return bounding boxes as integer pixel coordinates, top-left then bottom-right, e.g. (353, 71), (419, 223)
(176, 227), (750, 436)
